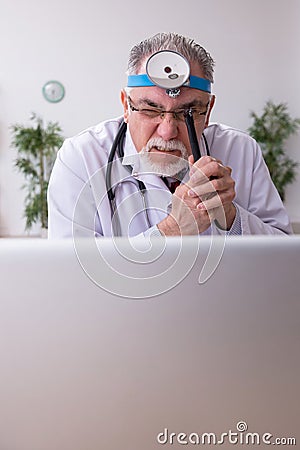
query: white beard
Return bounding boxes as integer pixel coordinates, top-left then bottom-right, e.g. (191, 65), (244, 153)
(139, 138), (189, 177)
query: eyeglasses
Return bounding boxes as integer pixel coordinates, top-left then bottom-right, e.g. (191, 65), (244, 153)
(127, 97), (209, 124)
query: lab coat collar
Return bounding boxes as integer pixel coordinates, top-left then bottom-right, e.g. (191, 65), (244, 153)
(122, 126), (138, 166)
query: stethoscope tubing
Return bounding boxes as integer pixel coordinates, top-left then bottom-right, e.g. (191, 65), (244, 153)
(106, 120), (127, 204)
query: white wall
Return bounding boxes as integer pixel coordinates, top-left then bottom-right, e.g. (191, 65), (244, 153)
(1, 0), (300, 235)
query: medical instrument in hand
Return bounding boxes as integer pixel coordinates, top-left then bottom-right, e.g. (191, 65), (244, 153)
(184, 109), (202, 161)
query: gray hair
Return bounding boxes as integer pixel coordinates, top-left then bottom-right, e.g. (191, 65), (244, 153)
(127, 32), (215, 83)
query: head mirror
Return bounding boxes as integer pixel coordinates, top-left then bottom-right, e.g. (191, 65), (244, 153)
(146, 50), (190, 89)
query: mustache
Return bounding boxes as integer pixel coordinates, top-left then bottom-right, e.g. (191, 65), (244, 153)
(143, 138), (188, 156)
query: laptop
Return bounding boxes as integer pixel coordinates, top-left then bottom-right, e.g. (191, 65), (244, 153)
(0, 236), (299, 450)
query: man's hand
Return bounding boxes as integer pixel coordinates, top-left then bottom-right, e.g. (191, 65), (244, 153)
(157, 155), (236, 236)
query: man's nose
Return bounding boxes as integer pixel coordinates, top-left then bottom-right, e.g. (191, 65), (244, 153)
(156, 114), (179, 141)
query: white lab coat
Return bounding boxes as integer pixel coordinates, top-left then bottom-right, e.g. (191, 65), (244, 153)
(47, 117), (292, 238)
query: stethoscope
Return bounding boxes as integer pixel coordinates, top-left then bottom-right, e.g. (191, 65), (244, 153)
(105, 49), (212, 235)
(105, 120), (152, 234)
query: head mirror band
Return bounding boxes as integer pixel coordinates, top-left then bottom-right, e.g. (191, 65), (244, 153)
(127, 74), (211, 93)
(127, 74), (155, 87)
(188, 76), (211, 93)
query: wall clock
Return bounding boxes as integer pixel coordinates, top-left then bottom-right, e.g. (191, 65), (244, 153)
(42, 80), (65, 103)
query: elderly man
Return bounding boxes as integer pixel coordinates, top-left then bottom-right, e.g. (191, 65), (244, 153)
(47, 32), (292, 238)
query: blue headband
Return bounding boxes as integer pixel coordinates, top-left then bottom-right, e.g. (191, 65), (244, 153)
(127, 74), (211, 93)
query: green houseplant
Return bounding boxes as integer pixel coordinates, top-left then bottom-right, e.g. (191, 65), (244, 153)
(248, 101), (300, 201)
(11, 113), (64, 231)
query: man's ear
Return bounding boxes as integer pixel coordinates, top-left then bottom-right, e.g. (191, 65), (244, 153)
(204, 94), (215, 128)
(120, 89), (129, 123)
